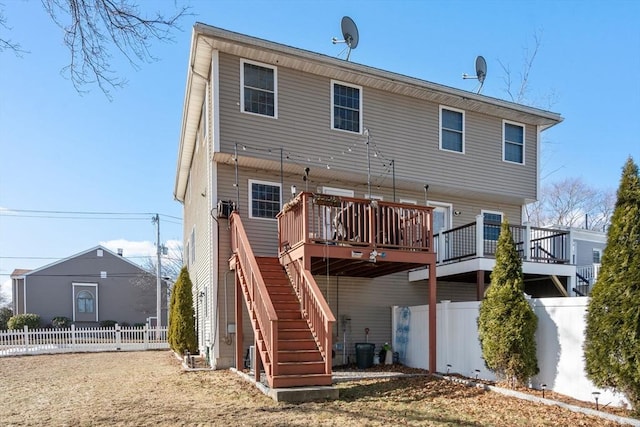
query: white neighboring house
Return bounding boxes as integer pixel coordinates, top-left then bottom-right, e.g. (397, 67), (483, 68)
(565, 226), (607, 296)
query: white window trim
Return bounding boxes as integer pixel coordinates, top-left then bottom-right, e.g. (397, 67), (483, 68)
(248, 179), (282, 220)
(481, 209), (504, 220)
(320, 187), (354, 197)
(330, 80), (363, 134)
(399, 199), (418, 205)
(502, 119), (526, 165)
(439, 106), (465, 154)
(72, 283), (98, 322)
(428, 201), (454, 232)
(364, 194), (383, 201)
(240, 58), (278, 119)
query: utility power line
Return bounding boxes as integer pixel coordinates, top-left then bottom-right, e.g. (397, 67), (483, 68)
(1, 209), (182, 221)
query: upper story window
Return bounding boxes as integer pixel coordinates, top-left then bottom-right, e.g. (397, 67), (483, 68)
(249, 179), (282, 219)
(331, 81), (362, 133)
(592, 248), (602, 264)
(241, 59), (277, 118)
(440, 107), (465, 153)
(503, 121), (525, 164)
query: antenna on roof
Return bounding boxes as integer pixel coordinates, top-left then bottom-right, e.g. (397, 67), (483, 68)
(332, 16), (359, 61)
(462, 55), (487, 94)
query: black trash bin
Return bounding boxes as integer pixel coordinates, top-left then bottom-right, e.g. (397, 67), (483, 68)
(355, 343), (375, 369)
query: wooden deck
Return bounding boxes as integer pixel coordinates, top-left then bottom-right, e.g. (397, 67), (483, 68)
(278, 193), (437, 277)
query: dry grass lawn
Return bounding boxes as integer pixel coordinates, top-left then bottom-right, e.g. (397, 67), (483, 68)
(0, 351), (629, 426)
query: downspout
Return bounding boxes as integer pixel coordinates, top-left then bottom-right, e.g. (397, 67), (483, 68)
(23, 276), (27, 314)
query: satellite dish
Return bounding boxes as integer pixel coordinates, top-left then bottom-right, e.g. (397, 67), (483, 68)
(475, 56), (487, 84)
(332, 16), (359, 61)
(462, 55), (488, 94)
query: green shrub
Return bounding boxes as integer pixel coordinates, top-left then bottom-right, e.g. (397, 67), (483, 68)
(134, 323), (146, 328)
(7, 313), (41, 330)
(477, 220), (538, 387)
(168, 266), (197, 355)
(99, 320), (118, 328)
(51, 316), (71, 328)
(584, 157), (640, 413)
(120, 322), (130, 327)
(0, 307), (13, 330)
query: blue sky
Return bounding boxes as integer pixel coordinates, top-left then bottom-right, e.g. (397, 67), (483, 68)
(1, 0), (639, 297)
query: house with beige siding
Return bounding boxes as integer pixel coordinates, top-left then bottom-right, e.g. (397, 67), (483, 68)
(174, 23), (569, 388)
(10, 246), (167, 327)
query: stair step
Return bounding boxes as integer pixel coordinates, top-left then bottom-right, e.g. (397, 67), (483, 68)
(277, 310), (304, 320)
(271, 374), (332, 388)
(277, 361), (326, 375)
(278, 319), (309, 330)
(278, 350), (323, 362)
(272, 301), (301, 311)
(269, 293), (298, 302)
(278, 339), (318, 351)
(278, 329), (314, 340)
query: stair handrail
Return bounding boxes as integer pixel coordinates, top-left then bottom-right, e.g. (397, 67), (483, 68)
(281, 250), (335, 375)
(230, 212), (279, 376)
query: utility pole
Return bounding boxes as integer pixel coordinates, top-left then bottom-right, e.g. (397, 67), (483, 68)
(152, 214), (162, 329)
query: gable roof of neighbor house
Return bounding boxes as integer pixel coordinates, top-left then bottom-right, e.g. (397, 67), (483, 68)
(10, 269), (32, 278)
(175, 23), (564, 201)
(16, 245), (154, 278)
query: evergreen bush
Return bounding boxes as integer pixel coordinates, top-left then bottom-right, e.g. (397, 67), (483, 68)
(477, 220), (539, 386)
(0, 307), (13, 330)
(168, 266), (197, 355)
(51, 316), (71, 328)
(584, 157), (640, 413)
(7, 313), (41, 330)
(99, 320), (118, 328)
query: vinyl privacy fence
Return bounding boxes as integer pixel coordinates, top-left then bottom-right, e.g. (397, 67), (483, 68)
(0, 325), (169, 356)
(392, 297), (630, 408)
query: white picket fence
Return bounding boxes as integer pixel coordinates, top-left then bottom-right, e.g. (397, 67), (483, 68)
(0, 324), (169, 356)
(392, 298), (630, 408)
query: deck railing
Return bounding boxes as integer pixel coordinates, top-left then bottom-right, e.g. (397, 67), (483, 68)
(435, 216), (569, 264)
(230, 212), (279, 377)
(281, 253), (335, 376)
(278, 192), (433, 253)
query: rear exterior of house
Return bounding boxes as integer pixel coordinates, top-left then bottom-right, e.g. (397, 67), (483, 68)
(10, 246), (167, 327)
(174, 24), (564, 386)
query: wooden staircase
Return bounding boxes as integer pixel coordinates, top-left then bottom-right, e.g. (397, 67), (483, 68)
(254, 257), (332, 387)
(230, 212), (334, 389)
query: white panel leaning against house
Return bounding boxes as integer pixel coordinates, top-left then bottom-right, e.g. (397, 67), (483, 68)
(392, 298), (630, 409)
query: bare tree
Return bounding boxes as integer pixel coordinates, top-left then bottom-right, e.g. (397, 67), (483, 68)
(0, 7), (24, 54)
(1, 0), (189, 98)
(526, 177), (615, 231)
(498, 30), (558, 109)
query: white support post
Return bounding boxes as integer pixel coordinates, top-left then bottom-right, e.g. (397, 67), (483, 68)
(438, 232), (446, 263)
(144, 324), (149, 350)
(441, 300), (451, 373)
(475, 214), (484, 258)
(524, 222), (531, 261)
(23, 325), (29, 353)
(115, 324), (121, 351)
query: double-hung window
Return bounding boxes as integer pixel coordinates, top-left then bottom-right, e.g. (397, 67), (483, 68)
(331, 81), (362, 133)
(503, 121), (525, 164)
(440, 107), (465, 153)
(249, 180), (281, 219)
(241, 59), (277, 118)
(482, 210), (503, 241)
